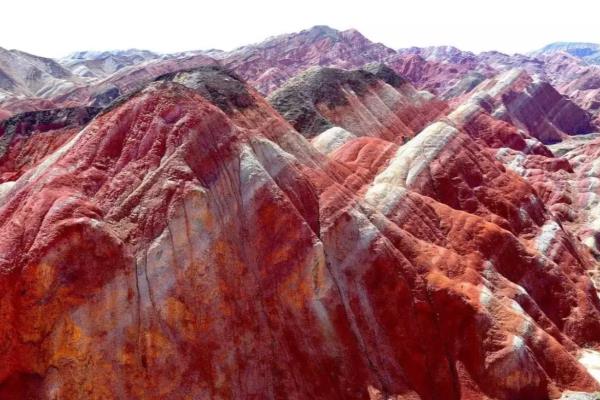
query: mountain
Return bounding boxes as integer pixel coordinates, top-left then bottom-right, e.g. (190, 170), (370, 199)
(387, 51), (493, 96)
(1, 63), (600, 399)
(532, 42), (600, 64)
(218, 25), (397, 94)
(0, 47), (84, 101)
(540, 54), (600, 127)
(60, 49), (161, 78)
(392, 44), (600, 129)
(268, 64), (447, 141)
(2, 26), (599, 124)
(0, 106), (100, 182)
(456, 69), (595, 143)
(54, 52), (219, 107)
(0, 52), (219, 115)
(2, 26), (600, 399)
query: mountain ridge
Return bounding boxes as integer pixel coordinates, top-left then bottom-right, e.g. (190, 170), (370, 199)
(2, 26), (600, 399)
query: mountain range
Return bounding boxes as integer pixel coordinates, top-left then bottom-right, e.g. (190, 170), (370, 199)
(2, 25), (600, 399)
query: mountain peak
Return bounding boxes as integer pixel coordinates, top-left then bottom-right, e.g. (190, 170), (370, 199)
(306, 24), (339, 35)
(532, 42), (600, 63)
(155, 65), (256, 114)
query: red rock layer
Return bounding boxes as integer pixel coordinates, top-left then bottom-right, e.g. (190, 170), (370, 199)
(0, 107), (101, 181)
(0, 126), (78, 183)
(0, 69), (599, 399)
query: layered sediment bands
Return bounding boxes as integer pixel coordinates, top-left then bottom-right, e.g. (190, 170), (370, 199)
(268, 65), (447, 142)
(218, 25), (397, 95)
(0, 107), (100, 150)
(458, 69), (595, 144)
(550, 136), (600, 261)
(0, 69), (599, 400)
(449, 100), (553, 156)
(385, 52), (493, 96)
(0, 106), (101, 182)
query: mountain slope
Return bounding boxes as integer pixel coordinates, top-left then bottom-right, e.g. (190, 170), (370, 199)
(218, 25), (396, 94)
(532, 42), (600, 64)
(0, 66), (599, 399)
(0, 48), (83, 101)
(268, 64), (447, 143)
(60, 49), (161, 78)
(455, 69), (595, 143)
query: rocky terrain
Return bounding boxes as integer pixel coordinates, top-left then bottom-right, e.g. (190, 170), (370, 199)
(1, 26), (600, 399)
(267, 64), (447, 141)
(60, 49), (161, 78)
(0, 48), (86, 102)
(531, 43), (600, 65)
(3, 25), (600, 123)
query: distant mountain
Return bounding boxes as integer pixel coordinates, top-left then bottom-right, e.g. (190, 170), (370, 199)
(531, 42), (600, 64)
(2, 27), (600, 128)
(218, 25), (397, 94)
(60, 49), (160, 78)
(0, 47), (82, 101)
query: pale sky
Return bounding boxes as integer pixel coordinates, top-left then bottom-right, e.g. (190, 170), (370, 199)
(3, 0), (599, 58)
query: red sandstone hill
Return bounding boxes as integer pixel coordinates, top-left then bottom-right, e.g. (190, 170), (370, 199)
(2, 26), (600, 399)
(1, 64), (600, 399)
(0, 106), (101, 183)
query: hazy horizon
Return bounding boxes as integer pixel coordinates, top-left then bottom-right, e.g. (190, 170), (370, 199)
(3, 0), (600, 58)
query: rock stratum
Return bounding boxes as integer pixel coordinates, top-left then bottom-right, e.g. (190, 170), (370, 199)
(2, 25), (600, 128)
(1, 27), (600, 400)
(1, 60), (600, 400)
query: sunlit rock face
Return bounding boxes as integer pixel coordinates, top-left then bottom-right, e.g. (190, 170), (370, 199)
(0, 66), (599, 400)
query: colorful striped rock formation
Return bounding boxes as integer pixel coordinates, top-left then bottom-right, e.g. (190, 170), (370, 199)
(0, 66), (599, 400)
(268, 64), (447, 144)
(0, 106), (101, 183)
(450, 69), (595, 144)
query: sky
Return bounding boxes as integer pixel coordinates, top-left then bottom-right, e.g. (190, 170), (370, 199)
(3, 0), (600, 58)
